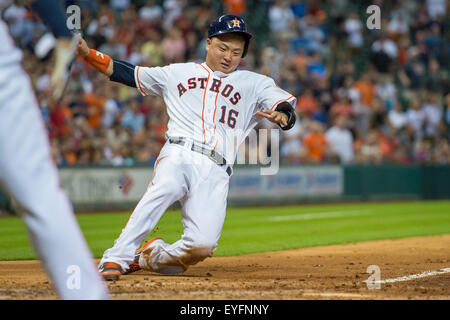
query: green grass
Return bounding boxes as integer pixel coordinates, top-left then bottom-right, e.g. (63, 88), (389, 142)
(0, 200), (449, 260)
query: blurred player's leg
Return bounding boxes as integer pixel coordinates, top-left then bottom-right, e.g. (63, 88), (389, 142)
(0, 63), (109, 299)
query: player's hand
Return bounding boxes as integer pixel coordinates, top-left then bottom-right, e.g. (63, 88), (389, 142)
(50, 34), (79, 101)
(256, 109), (288, 127)
(76, 36), (90, 58)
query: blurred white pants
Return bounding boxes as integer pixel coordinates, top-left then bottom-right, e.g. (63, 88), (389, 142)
(0, 20), (109, 300)
(100, 142), (230, 274)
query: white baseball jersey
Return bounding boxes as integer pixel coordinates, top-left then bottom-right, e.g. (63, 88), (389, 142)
(134, 62), (297, 164)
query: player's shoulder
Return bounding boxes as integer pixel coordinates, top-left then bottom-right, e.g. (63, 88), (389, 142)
(234, 68), (264, 78)
(166, 62), (198, 71)
(234, 68), (275, 84)
(232, 69), (279, 95)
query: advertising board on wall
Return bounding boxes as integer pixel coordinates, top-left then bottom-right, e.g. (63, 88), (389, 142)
(58, 166), (343, 209)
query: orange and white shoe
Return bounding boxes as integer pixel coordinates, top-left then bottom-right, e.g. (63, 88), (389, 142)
(123, 237), (163, 275)
(98, 262), (124, 281)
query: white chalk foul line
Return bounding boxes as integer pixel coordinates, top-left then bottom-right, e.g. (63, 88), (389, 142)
(266, 210), (372, 222)
(364, 268), (450, 284)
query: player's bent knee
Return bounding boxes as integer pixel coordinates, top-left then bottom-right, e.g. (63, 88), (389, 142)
(180, 240), (217, 266)
(151, 244), (214, 275)
(187, 244), (215, 261)
(141, 239), (217, 275)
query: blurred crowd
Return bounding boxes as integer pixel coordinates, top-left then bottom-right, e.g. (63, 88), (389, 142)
(3, 0), (450, 166)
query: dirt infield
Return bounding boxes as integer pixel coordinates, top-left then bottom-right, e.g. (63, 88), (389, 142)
(0, 234), (449, 300)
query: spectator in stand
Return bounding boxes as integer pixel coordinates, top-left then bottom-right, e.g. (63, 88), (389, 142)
(292, 47), (309, 78)
(68, 89), (89, 119)
(414, 138), (433, 163)
(121, 97), (145, 134)
(344, 11), (363, 53)
(398, 46), (427, 91)
(268, 0), (295, 34)
(388, 103), (408, 131)
(162, 0), (185, 31)
(138, 0), (164, 26)
(370, 96), (388, 131)
(330, 89), (353, 122)
(107, 123), (131, 152)
(329, 58), (355, 91)
(306, 50), (327, 81)
(387, 8), (410, 42)
(405, 98), (426, 139)
(101, 83), (121, 128)
(296, 87), (318, 118)
(291, 0), (307, 19)
(299, 14), (326, 55)
(433, 139), (450, 164)
(377, 127), (396, 162)
(260, 46), (284, 82)
(84, 86), (106, 130)
(425, 58), (444, 93)
(371, 32), (398, 73)
(422, 91), (443, 138)
(425, 22), (445, 62)
(354, 130), (383, 164)
(346, 75), (370, 137)
(140, 28), (164, 67)
(301, 121), (334, 163)
(374, 74), (397, 112)
(425, 0), (447, 20)
(313, 76), (332, 119)
(353, 71), (375, 108)
(280, 112), (304, 164)
(49, 96), (73, 139)
(111, 144), (125, 166)
(60, 136), (78, 165)
(161, 27), (186, 63)
(110, 0), (130, 13)
(325, 115), (354, 163)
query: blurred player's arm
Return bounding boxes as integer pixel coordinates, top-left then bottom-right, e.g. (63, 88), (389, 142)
(26, 0), (72, 38)
(77, 37), (137, 88)
(22, 0), (79, 100)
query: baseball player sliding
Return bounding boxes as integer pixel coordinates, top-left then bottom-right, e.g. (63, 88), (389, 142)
(77, 15), (297, 280)
(0, 0), (109, 298)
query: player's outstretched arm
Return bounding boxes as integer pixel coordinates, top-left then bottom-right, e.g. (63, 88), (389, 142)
(77, 37), (137, 88)
(256, 102), (296, 131)
(77, 37), (114, 77)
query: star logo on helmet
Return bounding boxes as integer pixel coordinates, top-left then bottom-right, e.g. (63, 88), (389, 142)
(231, 18), (241, 28)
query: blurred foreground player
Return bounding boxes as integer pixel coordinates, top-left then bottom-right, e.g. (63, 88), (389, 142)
(0, 0), (109, 299)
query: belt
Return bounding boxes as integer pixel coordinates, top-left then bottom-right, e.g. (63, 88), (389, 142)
(168, 137), (232, 176)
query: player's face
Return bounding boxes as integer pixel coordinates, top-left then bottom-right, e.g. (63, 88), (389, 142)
(206, 34), (245, 73)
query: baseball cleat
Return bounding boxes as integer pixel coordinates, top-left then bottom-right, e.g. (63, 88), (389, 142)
(124, 237), (163, 275)
(99, 262), (124, 281)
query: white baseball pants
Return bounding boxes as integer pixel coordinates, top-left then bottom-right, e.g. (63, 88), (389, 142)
(100, 141), (231, 274)
(0, 22), (109, 299)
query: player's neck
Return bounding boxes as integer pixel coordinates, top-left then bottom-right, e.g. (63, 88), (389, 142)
(202, 61), (235, 75)
(203, 61), (216, 72)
